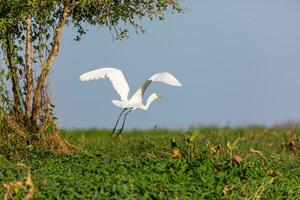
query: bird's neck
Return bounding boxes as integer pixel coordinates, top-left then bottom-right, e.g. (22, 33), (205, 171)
(141, 96), (157, 110)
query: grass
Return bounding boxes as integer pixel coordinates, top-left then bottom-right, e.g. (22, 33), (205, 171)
(1, 126), (300, 199)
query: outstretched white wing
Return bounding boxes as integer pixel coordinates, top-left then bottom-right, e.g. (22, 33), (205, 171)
(149, 72), (182, 87)
(130, 72), (182, 103)
(79, 67), (130, 101)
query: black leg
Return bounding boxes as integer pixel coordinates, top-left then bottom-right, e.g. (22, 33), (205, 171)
(112, 108), (127, 136)
(117, 109), (132, 135)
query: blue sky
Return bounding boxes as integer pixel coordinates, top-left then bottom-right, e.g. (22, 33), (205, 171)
(52, 0), (300, 129)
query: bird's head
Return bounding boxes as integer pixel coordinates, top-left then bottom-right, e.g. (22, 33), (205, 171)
(149, 93), (162, 101)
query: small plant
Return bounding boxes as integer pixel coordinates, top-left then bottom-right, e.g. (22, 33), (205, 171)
(227, 137), (241, 160)
(280, 131), (298, 155)
(186, 129), (200, 162)
(170, 138), (181, 158)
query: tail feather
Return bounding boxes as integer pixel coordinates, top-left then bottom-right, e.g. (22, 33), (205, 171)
(112, 100), (125, 108)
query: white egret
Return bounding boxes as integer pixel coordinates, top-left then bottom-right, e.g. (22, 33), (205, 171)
(79, 67), (182, 136)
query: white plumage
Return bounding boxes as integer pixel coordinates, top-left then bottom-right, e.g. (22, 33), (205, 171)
(80, 68), (130, 101)
(79, 67), (182, 136)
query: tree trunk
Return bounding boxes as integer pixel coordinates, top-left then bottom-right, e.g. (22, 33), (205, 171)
(31, 5), (70, 124)
(25, 14), (33, 121)
(5, 34), (22, 119)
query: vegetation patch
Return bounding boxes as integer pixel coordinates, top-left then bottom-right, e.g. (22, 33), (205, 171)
(1, 127), (300, 199)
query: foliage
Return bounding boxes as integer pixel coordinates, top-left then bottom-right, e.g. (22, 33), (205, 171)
(1, 127), (300, 199)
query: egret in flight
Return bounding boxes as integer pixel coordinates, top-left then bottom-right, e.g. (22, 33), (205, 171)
(79, 67), (182, 137)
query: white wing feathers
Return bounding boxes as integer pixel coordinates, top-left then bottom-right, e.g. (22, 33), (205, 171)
(130, 72), (182, 103)
(149, 72), (182, 87)
(79, 67), (115, 81)
(79, 68), (130, 101)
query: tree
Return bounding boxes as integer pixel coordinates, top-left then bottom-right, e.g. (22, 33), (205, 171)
(0, 0), (183, 133)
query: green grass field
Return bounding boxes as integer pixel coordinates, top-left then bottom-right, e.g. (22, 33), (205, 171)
(1, 127), (300, 199)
